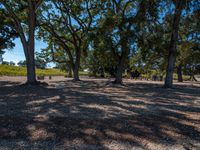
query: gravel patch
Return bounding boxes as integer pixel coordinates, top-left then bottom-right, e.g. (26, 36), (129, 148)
(0, 76), (200, 149)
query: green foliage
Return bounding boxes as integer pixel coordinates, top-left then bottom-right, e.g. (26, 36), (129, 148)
(0, 7), (18, 50)
(35, 52), (48, 69)
(17, 60), (26, 67)
(38, 0), (98, 73)
(86, 50), (117, 77)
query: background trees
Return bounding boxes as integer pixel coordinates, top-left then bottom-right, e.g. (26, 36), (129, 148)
(39, 0), (97, 81)
(89, 0), (160, 84)
(0, 0), (199, 86)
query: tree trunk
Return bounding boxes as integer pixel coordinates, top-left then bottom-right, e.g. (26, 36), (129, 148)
(26, 48), (36, 84)
(72, 49), (81, 81)
(164, 0), (185, 88)
(1, 1), (41, 85)
(25, 3), (37, 84)
(114, 40), (129, 84)
(114, 60), (124, 84)
(190, 74), (197, 82)
(177, 65), (183, 82)
(72, 64), (80, 81)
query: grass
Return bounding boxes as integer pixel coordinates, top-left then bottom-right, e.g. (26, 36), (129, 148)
(79, 71), (90, 76)
(0, 64), (191, 80)
(173, 74), (190, 81)
(0, 65), (65, 76)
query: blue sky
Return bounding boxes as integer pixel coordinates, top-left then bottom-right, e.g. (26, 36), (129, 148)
(3, 39), (25, 63)
(3, 38), (55, 67)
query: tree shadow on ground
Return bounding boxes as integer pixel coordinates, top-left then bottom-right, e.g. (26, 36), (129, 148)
(0, 79), (200, 149)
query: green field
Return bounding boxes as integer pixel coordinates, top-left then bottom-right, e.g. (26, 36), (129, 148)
(0, 65), (65, 76)
(0, 65), (91, 77)
(0, 64), (191, 81)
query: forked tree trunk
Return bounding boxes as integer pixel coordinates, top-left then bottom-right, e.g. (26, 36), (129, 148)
(1, 0), (43, 85)
(164, 0), (185, 88)
(177, 65), (183, 82)
(21, 39), (36, 84)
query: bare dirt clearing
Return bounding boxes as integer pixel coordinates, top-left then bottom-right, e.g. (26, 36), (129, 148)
(0, 76), (200, 150)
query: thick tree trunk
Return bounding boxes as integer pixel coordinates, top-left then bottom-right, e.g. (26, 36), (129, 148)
(114, 40), (128, 84)
(25, 3), (37, 84)
(72, 49), (81, 81)
(26, 48), (36, 84)
(113, 25), (130, 84)
(73, 66), (80, 81)
(165, 51), (176, 87)
(164, 0), (185, 88)
(177, 65), (183, 82)
(114, 61), (124, 84)
(20, 29), (37, 84)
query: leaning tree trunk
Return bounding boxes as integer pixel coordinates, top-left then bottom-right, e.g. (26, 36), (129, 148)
(164, 0), (185, 88)
(177, 65), (183, 82)
(190, 69), (198, 82)
(191, 75), (198, 82)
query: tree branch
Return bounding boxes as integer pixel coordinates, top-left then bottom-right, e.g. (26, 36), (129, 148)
(35, 0), (43, 10)
(1, 1), (28, 57)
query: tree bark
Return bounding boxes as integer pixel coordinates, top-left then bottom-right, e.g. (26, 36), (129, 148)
(26, 49), (36, 84)
(164, 0), (185, 88)
(26, 1), (37, 84)
(114, 59), (124, 84)
(177, 65), (183, 82)
(72, 65), (80, 81)
(72, 49), (81, 81)
(114, 38), (129, 84)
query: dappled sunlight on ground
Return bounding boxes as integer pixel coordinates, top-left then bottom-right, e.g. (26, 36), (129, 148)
(0, 76), (200, 149)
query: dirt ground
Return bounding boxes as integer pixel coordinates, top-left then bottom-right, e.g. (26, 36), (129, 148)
(0, 76), (200, 150)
